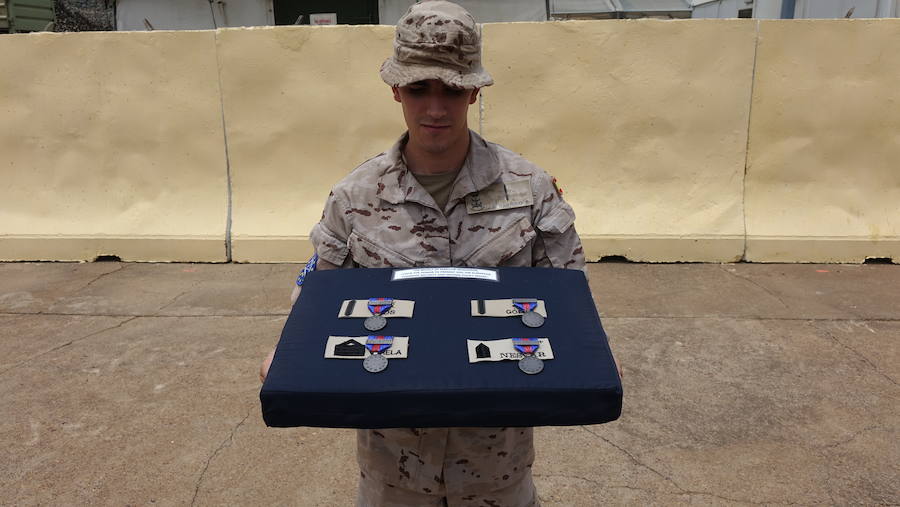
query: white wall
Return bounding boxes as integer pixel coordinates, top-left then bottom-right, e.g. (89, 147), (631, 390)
(794, 0), (885, 18)
(691, 0), (743, 18)
(753, 0), (784, 18)
(876, 0), (899, 16)
(378, 0), (547, 24)
(691, 0), (784, 19)
(117, 0), (274, 31)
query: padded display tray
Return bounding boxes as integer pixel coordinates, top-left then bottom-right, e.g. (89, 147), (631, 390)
(260, 267), (622, 428)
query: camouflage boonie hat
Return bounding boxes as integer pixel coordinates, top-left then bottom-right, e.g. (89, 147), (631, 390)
(380, 0), (493, 89)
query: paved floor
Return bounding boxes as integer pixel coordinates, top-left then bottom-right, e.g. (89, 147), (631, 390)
(1, 262), (897, 506)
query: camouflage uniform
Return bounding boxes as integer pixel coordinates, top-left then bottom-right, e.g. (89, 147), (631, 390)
(310, 130), (585, 506)
(308, 1), (586, 504)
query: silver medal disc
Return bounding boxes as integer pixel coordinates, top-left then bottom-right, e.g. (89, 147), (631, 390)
(364, 315), (387, 331)
(363, 353), (389, 373)
(518, 355), (544, 375)
(521, 311), (545, 328)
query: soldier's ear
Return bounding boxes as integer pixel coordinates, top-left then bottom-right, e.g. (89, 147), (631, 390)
(392, 86), (402, 103)
(468, 88), (480, 105)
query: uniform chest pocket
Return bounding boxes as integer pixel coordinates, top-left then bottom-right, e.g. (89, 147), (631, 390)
(461, 216), (536, 267)
(348, 231), (417, 269)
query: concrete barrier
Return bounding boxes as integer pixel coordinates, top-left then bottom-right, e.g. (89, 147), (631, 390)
(218, 25), (405, 263)
(1, 20), (897, 264)
(0, 31), (228, 262)
(745, 20), (900, 263)
(482, 20), (756, 262)
(219, 25), (481, 263)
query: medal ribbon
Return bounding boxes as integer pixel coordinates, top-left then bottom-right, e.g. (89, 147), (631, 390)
(366, 335), (394, 354)
(368, 298), (394, 316)
(512, 299), (537, 314)
(512, 337), (541, 356)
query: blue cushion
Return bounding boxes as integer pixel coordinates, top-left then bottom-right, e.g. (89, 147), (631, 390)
(261, 267), (622, 428)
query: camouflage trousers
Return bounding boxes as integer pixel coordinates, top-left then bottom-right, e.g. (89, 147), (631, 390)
(355, 427), (540, 507)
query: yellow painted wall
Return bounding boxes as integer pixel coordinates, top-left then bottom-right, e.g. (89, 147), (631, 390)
(0, 31), (228, 262)
(218, 24), (479, 262)
(745, 20), (900, 263)
(1, 20), (898, 263)
(218, 25), (404, 262)
(482, 20), (756, 262)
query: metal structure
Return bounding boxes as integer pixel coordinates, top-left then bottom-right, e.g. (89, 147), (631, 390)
(20, 0), (897, 32)
(693, 0), (899, 18)
(116, 0), (272, 31)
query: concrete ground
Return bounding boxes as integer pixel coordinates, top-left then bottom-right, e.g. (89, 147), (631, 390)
(0, 261), (897, 506)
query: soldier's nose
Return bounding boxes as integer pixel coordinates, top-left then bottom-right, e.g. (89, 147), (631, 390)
(426, 98), (447, 118)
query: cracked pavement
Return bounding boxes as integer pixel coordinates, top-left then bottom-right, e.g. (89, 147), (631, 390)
(1, 262), (898, 505)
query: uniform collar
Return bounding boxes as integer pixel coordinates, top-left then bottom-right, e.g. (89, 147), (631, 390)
(377, 130), (501, 206)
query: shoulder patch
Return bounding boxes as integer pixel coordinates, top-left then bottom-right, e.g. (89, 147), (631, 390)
(551, 176), (564, 196)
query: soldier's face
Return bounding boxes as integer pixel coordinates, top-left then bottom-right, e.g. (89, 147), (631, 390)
(393, 80), (479, 155)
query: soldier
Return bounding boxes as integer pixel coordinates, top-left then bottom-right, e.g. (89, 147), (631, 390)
(262, 1), (591, 505)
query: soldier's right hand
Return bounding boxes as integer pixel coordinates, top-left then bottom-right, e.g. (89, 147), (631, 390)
(259, 347), (276, 383)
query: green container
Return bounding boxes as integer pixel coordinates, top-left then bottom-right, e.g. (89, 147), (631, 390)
(0, 1), (9, 31)
(5, 0), (55, 33)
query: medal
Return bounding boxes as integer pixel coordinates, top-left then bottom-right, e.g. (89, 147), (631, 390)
(363, 353), (388, 373)
(364, 298), (393, 331)
(518, 355), (544, 374)
(364, 315), (387, 331)
(521, 311), (545, 328)
(363, 335), (394, 373)
(512, 337), (544, 375)
(512, 298), (544, 328)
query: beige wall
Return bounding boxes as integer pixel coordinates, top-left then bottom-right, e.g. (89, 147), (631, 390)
(483, 20), (756, 262)
(745, 20), (900, 263)
(0, 31), (228, 262)
(217, 25), (403, 263)
(1, 20), (897, 263)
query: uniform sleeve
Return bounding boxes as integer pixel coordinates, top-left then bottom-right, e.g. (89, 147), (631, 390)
(309, 190), (355, 268)
(531, 171), (586, 271)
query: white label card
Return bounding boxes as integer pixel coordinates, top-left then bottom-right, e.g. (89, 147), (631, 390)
(470, 299), (547, 318)
(338, 299), (415, 318)
(324, 336), (409, 359)
(391, 267), (498, 282)
(466, 338), (554, 363)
